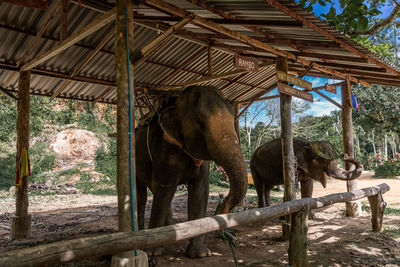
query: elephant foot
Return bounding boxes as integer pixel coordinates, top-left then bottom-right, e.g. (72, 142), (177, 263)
(148, 256), (158, 267)
(185, 238), (211, 258)
(308, 210), (316, 220)
(146, 246), (165, 256)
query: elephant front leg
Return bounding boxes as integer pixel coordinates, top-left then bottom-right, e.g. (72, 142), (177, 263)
(300, 178), (315, 219)
(186, 164), (211, 258)
(147, 184), (177, 256)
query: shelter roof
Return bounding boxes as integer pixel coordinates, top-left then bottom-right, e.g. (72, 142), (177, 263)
(0, 0), (399, 105)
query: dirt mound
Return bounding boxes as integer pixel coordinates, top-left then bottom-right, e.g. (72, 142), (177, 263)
(50, 129), (103, 168)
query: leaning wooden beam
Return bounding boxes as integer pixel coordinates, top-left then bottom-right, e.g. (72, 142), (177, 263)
(21, 7), (116, 71)
(1, 3), (61, 90)
(265, 0), (400, 77)
(0, 85), (18, 100)
(133, 14), (194, 68)
(50, 29), (115, 100)
(313, 90), (343, 109)
(92, 86), (114, 106)
(0, 183), (390, 267)
(147, 0), (370, 86)
(0, 0), (48, 9)
(155, 61), (274, 90)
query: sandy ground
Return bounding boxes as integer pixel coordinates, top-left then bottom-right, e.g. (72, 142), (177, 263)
(0, 172), (399, 267)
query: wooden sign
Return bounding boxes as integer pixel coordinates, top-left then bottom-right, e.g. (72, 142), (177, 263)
(325, 83), (337, 94)
(234, 54), (259, 72)
(276, 70), (312, 90)
(278, 82), (313, 102)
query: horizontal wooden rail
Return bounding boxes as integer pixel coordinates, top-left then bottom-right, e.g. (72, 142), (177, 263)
(0, 183), (389, 267)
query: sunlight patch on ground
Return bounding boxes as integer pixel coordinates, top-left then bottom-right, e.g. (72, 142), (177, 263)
(346, 243), (384, 256)
(320, 236), (341, 244)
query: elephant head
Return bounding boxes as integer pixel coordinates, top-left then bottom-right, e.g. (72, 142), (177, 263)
(296, 140), (363, 188)
(159, 86), (247, 213)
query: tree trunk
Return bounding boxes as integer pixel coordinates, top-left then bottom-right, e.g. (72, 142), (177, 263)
(341, 79), (361, 217)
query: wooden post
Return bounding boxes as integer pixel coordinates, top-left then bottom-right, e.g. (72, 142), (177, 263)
(11, 71), (31, 240)
(341, 78), (362, 216)
(367, 192), (387, 232)
(288, 206), (310, 267)
(277, 56), (296, 241)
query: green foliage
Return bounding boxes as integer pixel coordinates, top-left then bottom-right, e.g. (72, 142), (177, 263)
(95, 138), (116, 184)
(362, 204), (400, 216)
(30, 142), (56, 181)
(209, 162), (230, 187)
(374, 159), (400, 178)
(0, 97), (17, 143)
(0, 147), (16, 190)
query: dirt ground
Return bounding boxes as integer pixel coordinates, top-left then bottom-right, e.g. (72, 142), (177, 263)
(1, 172), (399, 267)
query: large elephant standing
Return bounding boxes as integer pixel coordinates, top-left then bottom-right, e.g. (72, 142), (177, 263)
(250, 138), (363, 208)
(135, 86), (247, 258)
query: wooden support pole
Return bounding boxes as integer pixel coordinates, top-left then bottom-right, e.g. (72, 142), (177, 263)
(367, 192), (387, 232)
(341, 78), (362, 217)
(288, 206), (310, 267)
(277, 56), (296, 241)
(11, 71), (31, 240)
(116, 0), (135, 233)
(60, 0), (68, 41)
(0, 183), (389, 267)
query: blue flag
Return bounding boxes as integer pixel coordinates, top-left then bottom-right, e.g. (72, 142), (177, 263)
(351, 93), (359, 109)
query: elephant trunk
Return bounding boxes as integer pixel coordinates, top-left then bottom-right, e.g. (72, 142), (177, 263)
(207, 131), (247, 214)
(327, 157), (363, 181)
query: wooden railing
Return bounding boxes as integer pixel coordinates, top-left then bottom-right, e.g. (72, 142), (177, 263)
(0, 183), (389, 267)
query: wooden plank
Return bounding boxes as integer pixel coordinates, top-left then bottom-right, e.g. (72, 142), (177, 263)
(278, 82), (313, 102)
(325, 83), (337, 94)
(234, 54), (259, 72)
(276, 70), (312, 90)
(0, 0), (48, 9)
(0, 183), (390, 267)
(21, 8), (116, 71)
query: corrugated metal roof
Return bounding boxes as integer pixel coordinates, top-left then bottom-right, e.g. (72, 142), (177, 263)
(0, 0), (398, 107)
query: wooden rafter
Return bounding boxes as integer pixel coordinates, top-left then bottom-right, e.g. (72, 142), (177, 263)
(21, 7), (116, 71)
(0, 0), (48, 9)
(92, 86), (113, 105)
(154, 61), (274, 90)
(207, 45), (213, 76)
(60, 0), (68, 41)
(265, 0), (400, 77)
(132, 14), (194, 68)
(232, 73), (276, 102)
(149, 0), (369, 86)
(50, 29), (115, 100)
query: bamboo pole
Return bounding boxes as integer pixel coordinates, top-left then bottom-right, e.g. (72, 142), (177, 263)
(277, 56), (296, 241)
(341, 78), (362, 216)
(0, 183), (390, 267)
(10, 71), (31, 240)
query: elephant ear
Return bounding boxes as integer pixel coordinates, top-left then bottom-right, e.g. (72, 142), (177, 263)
(295, 145), (310, 175)
(159, 106), (183, 148)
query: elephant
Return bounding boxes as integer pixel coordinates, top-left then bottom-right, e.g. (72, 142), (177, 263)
(135, 86), (247, 258)
(250, 138), (363, 208)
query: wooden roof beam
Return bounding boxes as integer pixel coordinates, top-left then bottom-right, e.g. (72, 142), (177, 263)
(265, 0), (400, 77)
(21, 7), (116, 71)
(148, 0), (369, 86)
(92, 86), (114, 105)
(0, 0), (48, 9)
(60, 0), (69, 41)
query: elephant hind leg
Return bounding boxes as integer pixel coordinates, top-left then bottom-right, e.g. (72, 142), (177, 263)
(264, 185), (272, 206)
(251, 163), (266, 208)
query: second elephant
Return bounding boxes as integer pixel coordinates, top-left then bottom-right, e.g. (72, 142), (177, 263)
(250, 138), (363, 207)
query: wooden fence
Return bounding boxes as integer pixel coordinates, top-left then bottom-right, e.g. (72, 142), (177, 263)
(0, 183), (389, 267)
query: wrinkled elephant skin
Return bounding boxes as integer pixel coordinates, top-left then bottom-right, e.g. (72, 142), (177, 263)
(135, 86), (247, 258)
(250, 138), (362, 208)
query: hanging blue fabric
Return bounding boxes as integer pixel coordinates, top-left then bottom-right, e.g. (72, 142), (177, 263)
(351, 93), (359, 109)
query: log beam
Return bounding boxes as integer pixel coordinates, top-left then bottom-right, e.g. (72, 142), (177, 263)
(11, 71), (31, 240)
(342, 78), (362, 216)
(0, 183), (390, 267)
(21, 7), (116, 71)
